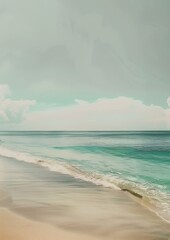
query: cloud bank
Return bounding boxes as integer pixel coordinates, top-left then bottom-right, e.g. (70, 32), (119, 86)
(1, 84), (170, 130)
(0, 84), (35, 123)
(20, 96), (170, 131)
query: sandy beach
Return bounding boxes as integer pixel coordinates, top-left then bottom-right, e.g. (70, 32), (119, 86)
(0, 207), (100, 240)
(0, 156), (170, 240)
(0, 188), (98, 240)
(1, 206), (169, 240)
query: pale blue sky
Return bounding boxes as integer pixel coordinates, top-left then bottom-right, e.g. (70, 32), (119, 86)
(0, 0), (170, 130)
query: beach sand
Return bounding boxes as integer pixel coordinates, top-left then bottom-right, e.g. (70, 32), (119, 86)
(1, 206), (169, 240)
(0, 207), (99, 240)
(0, 156), (170, 240)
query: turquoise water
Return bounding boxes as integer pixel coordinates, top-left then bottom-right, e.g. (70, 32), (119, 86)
(0, 131), (170, 222)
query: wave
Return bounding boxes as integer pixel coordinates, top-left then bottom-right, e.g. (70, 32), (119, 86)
(0, 146), (120, 190)
(53, 145), (170, 163)
(0, 146), (170, 223)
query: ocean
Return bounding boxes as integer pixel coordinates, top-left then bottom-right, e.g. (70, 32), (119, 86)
(0, 131), (170, 225)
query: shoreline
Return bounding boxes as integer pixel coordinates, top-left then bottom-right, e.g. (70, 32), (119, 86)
(0, 156), (170, 240)
(0, 143), (170, 224)
(121, 188), (170, 225)
(0, 144), (169, 224)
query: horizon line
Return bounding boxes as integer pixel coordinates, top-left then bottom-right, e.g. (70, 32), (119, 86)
(0, 130), (170, 132)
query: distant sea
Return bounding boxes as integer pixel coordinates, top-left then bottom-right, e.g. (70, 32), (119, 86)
(0, 131), (170, 223)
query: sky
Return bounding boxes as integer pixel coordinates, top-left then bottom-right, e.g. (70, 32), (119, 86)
(0, 0), (170, 130)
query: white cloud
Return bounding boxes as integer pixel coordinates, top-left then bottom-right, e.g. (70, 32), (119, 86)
(21, 96), (170, 130)
(1, 85), (169, 130)
(0, 84), (35, 123)
(167, 97), (170, 107)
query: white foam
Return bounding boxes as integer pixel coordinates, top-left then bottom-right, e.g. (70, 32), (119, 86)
(0, 146), (120, 190)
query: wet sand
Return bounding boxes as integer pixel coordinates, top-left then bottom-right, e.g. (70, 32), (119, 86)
(0, 156), (170, 240)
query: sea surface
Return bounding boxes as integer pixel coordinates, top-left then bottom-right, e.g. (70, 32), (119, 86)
(0, 131), (170, 224)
